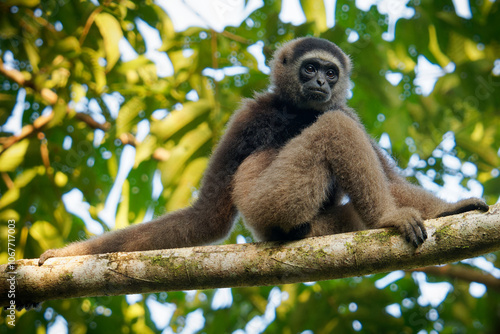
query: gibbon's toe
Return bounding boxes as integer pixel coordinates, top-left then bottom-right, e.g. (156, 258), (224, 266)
(38, 249), (57, 266)
(403, 216), (427, 247)
(463, 198), (489, 212)
(380, 208), (427, 247)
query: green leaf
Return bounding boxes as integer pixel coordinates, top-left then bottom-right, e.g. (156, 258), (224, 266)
(115, 179), (130, 229)
(134, 135), (157, 167)
(116, 96), (146, 135)
(82, 48), (107, 93)
(166, 157), (208, 211)
(0, 139), (30, 172)
(0, 167), (41, 209)
(160, 122), (212, 187)
(0, 209), (20, 223)
(23, 39), (40, 73)
(0, 93), (16, 122)
(300, 0), (328, 34)
(29, 221), (64, 250)
(47, 99), (67, 129)
(4, 0), (40, 6)
(150, 100), (211, 140)
(0, 188), (20, 210)
(95, 12), (124, 72)
(54, 36), (81, 54)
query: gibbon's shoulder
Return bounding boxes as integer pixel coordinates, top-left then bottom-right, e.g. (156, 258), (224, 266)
(240, 91), (278, 112)
(228, 91), (278, 123)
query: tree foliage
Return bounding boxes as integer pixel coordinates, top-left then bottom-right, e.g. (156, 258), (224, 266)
(0, 0), (499, 333)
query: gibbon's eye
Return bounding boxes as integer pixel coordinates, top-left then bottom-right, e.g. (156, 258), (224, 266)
(326, 69), (338, 80)
(304, 64), (316, 74)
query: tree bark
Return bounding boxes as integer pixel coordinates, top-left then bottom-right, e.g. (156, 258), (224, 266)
(1, 203), (499, 308)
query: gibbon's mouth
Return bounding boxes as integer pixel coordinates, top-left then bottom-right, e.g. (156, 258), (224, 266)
(306, 87), (330, 100)
(307, 87), (328, 94)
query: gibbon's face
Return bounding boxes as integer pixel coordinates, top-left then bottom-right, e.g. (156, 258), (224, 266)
(299, 58), (339, 103)
(270, 37), (352, 111)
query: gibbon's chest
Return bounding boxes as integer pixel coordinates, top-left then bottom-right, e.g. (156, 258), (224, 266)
(258, 107), (322, 149)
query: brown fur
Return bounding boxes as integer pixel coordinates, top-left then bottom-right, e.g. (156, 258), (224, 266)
(39, 37), (489, 265)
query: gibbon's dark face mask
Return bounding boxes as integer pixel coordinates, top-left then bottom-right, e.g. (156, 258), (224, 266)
(299, 58), (339, 102)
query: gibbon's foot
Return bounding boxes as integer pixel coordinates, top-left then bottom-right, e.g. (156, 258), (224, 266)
(39, 243), (88, 265)
(38, 249), (57, 266)
(38, 246), (77, 266)
(437, 198), (489, 218)
(269, 222), (312, 241)
(379, 207), (427, 247)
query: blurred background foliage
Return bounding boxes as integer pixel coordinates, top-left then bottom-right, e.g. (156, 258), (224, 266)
(0, 0), (499, 333)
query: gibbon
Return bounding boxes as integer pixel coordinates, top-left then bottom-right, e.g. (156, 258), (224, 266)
(39, 37), (489, 265)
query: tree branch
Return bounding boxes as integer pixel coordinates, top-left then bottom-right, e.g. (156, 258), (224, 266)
(2, 204), (499, 308)
(410, 264), (500, 291)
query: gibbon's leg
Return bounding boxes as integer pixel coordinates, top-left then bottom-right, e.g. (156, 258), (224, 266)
(234, 110), (427, 246)
(388, 180), (489, 219)
(372, 144), (489, 219)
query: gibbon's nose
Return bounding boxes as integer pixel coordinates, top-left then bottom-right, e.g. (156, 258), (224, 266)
(316, 78), (325, 86)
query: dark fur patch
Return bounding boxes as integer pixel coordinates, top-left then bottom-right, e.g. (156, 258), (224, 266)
(292, 38), (347, 69)
(269, 223), (311, 241)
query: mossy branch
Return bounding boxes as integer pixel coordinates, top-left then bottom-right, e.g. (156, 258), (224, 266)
(1, 204), (499, 308)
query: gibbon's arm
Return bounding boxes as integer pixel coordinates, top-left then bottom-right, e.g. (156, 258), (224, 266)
(38, 104), (265, 265)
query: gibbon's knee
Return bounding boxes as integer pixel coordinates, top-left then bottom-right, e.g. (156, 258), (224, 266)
(233, 141), (333, 237)
(233, 149), (315, 239)
(233, 149), (277, 204)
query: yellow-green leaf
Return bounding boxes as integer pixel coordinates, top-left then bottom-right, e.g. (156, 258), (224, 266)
(0, 209), (20, 222)
(150, 100), (211, 140)
(82, 48), (107, 93)
(160, 122), (212, 186)
(166, 157), (208, 211)
(29, 220), (64, 250)
(115, 179), (130, 229)
(0, 139), (30, 172)
(116, 96), (146, 135)
(23, 39), (40, 73)
(5, 0), (40, 6)
(134, 135), (157, 168)
(55, 36), (81, 54)
(47, 99), (67, 128)
(95, 12), (123, 72)
(0, 188), (20, 210)
(300, 0), (328, 34)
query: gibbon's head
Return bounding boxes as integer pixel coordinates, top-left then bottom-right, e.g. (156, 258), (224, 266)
(269, 37), (352, 111)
